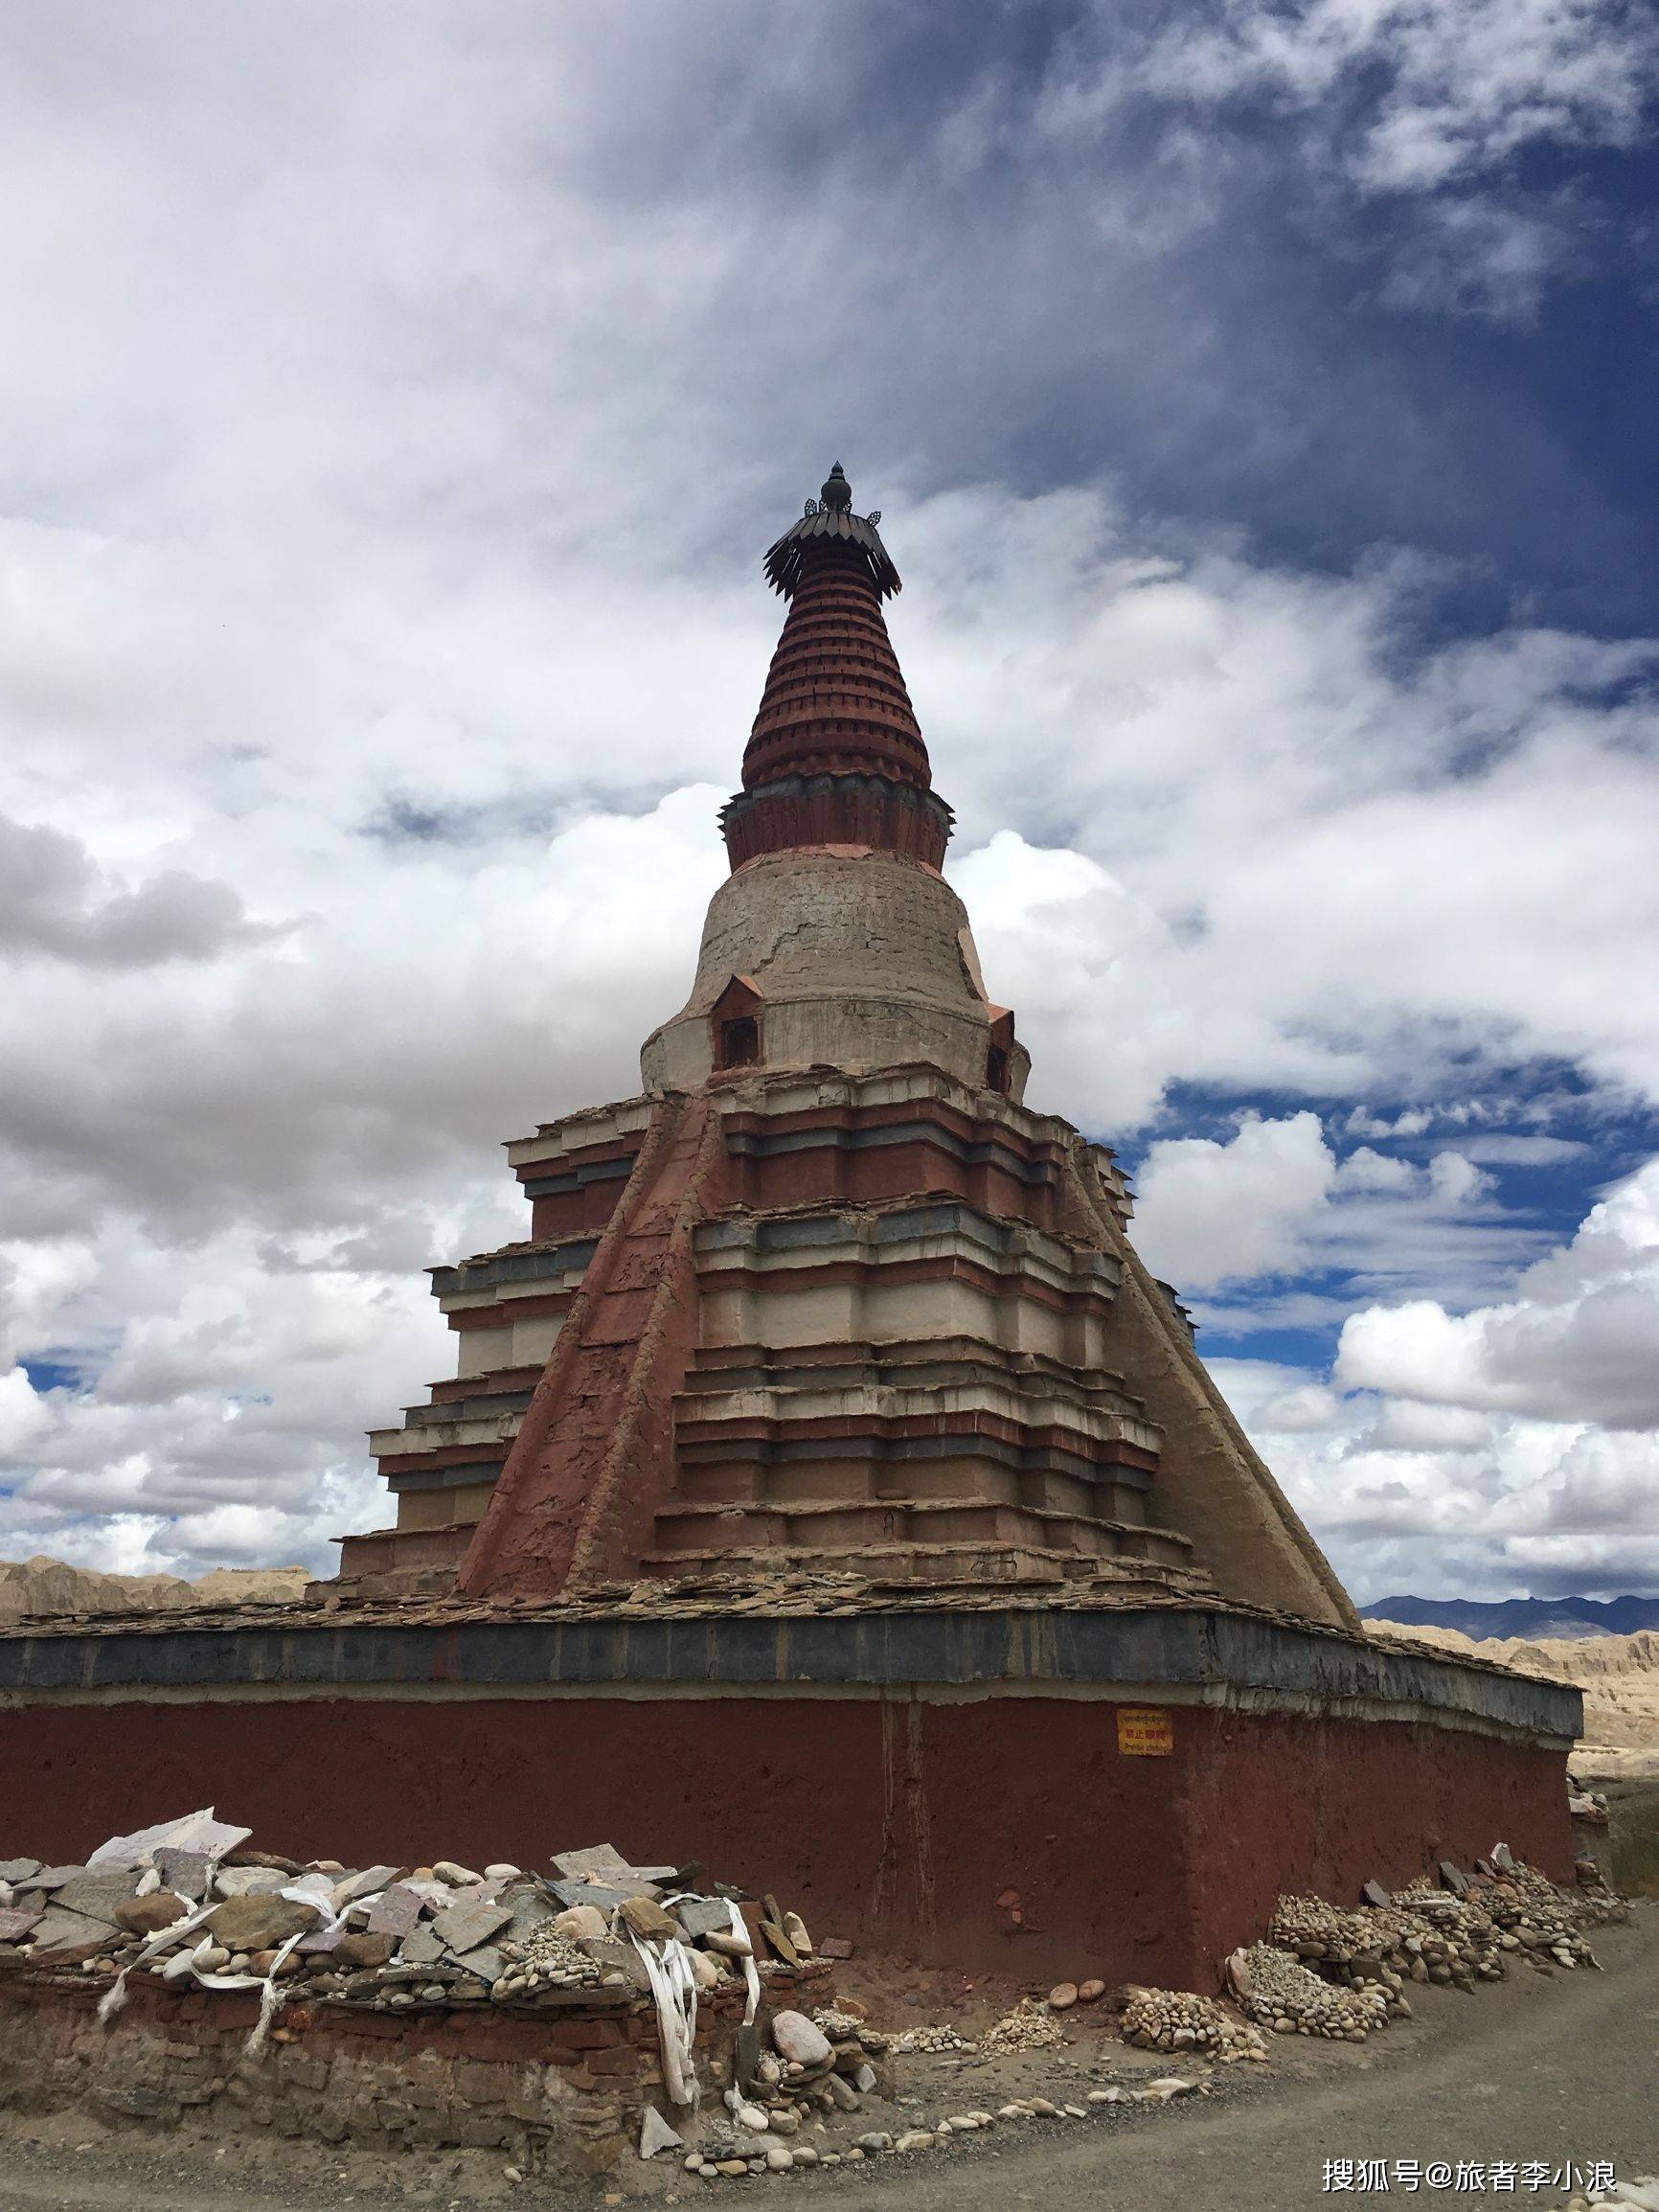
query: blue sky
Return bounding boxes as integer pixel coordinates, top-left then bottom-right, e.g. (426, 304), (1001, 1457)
(0, 2), (1655, 1603)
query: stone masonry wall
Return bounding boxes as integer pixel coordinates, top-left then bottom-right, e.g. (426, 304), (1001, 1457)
(0, 1966), (814, 2173)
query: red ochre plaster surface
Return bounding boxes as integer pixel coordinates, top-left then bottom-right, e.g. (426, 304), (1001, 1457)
(2, 1695), (1571, 1984)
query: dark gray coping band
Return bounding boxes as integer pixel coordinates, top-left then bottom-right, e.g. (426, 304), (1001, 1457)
(0, 1606), (1580, 1742)
(430, 1236), (600, 1296)
(520, 1153), (639, 1199)
(385, 1460), (508, 1494)
(401, 1388), (536, 1428)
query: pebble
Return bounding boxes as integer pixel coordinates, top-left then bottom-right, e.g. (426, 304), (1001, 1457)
(855, 2132), (893, 2154)
(764, 2146), (793, 2172)
(734, 2103), (769, 2132)
(1078, 1977), (1106, 2002)
(895, 2131), (938, 2154)
(792, 2146), (819, 2167)
(981, 1999), (1065, 2056)
(1048, 1981), (1079, 2010)
(1029, 2097), (1058, 2117)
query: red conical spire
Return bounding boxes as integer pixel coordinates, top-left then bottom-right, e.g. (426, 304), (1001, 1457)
(720, 466), (953, 871)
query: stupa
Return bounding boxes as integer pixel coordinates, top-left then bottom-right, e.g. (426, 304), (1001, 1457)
(0, 467), (1579, 1983)
(338, 464), (1356, 1630)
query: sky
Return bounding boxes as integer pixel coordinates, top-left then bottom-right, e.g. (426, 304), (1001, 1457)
(1, 1), (1657, 1607)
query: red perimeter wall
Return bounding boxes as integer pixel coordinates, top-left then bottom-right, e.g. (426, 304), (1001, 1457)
(3, 1696), (1571, 1986)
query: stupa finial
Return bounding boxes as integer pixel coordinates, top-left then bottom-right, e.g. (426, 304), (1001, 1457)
(764, 461), (900, 601)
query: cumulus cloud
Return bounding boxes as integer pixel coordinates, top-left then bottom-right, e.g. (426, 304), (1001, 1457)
(1130, 1112), (1336, 1288)
(1336, 1159), (1659, 1425)
(1215, 1353), (1659, 1601)
(1126, 1107), (1541, 1311)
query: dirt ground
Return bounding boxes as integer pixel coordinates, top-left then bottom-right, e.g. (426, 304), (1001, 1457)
(2, 1905), (1654, 2212)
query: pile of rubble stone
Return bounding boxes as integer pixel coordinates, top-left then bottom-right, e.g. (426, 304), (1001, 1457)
(1229, 1944), (1392, 2041)
(671, 2005), (891, 2176)
(1120, 1985), (1268, 2061)
(1226, 1847), (1625, 2041)
(0, 1819), (829, 2041)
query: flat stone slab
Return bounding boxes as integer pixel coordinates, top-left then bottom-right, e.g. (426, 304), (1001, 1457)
(155, 1849), (211, 1901)
(55, 1873), (140, 1922)
(432, 1895), (512, 1955)
(503, 1893), (556, 1943)
(0, 1907), (42, 1942)
(333, 1865), (400, 1908)
(550, 1880), (632, 1911)
(397, 1924), (447, 1967)
(18, 1865), (84, 1892)
(297, 1920), (351, 1954)
(676, 1896), (737, 1940)
(580, 1936), (651, 1991)
(551, 1844), (630, 1881)
(0, 1859), (42, 1885)
(204, 1895), (319, 1951)
(364, 1884), (426, 1936)
(452, 1942), (505, 1984)
(212, 1866), (288, 1898)
(28, 1904), (119, 1955)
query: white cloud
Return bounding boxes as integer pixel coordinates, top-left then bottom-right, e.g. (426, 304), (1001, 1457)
(1143, 0), (1659, 193)
(1215, 1353), (1659, 1600)
(1426, 1151), (1493, 1206)
(1336, 1159), (1659, 1426)
(1336, 1145), (1419, 1193)
(1131, 1112), (1336, 1288)
(0, 1366), (52, 1458)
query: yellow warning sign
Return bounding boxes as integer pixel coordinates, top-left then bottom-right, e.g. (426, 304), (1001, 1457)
(1118, 1706), (1174, 1756)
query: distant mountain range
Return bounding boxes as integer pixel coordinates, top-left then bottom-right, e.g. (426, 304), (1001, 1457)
(1363, 1593), (1659, 1641)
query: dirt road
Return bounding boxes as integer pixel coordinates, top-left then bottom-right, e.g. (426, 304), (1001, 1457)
(2, 1908), (1655, 2212)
